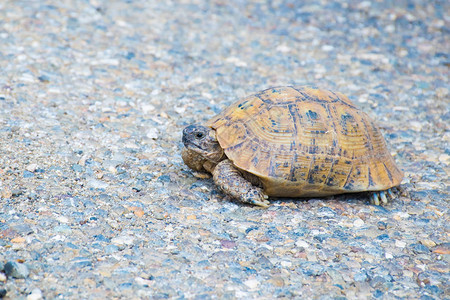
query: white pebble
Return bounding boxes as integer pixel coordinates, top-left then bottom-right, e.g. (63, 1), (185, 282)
(281, 261), (292, 267)
(353, 218), (365, 227)
(295, 239), (310, 248)
(225, 57), (247, 67)
(111, 235), (135, 246)
(135, 277), (153, 286)
(322, 45), (334, 52)
(244, 279), (259, 289)
(26, 163), (38, 172)
(146, 128), (159, 139)
(276, 44), (291, 53)
(27, 288), (43, 300)
(395, 240), (407, 248)
(87, 179), (109, 189)
(142, 104), (155, 113)
(57, 216), (69, 223)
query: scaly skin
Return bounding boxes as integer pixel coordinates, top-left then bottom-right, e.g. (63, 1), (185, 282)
(213, 159), (270, 207)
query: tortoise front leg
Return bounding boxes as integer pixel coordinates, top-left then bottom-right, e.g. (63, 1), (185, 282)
(212, 159), (270, 207)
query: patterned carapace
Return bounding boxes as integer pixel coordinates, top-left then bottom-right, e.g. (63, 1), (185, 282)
(205, 86), (403, 197)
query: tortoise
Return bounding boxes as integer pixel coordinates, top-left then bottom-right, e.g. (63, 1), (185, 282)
(182, 86), (403, 207)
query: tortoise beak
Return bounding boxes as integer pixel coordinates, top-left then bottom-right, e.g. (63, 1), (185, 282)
(182, 129), (188, 146)
(182, 125), (196, 146)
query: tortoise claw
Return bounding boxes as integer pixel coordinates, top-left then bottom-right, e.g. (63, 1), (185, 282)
(370, 188), (396, 206)
(387, 189), (395, 198)
(249, 192), (270, 208)
(371, 193), (380, 206)
(380, 191), (388, 204)
(240, 188), (270, 207)
(251, 198), (270, 208)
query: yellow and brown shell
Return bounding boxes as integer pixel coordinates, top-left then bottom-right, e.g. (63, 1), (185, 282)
(206, 86), (403, 197)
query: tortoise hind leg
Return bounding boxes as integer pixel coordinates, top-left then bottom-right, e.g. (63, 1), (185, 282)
(213, 159), (270, 207)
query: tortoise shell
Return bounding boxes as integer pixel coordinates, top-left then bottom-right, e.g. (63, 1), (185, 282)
(206, 86), (403, 197)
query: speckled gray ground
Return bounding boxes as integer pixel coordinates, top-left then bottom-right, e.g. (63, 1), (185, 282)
(0, 0), (448, 299)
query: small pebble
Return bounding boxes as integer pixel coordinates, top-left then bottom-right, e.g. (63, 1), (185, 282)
(146, 128), (159, 139)
(420, 239), (436, 248)
(376, 234), (389, 241)
(86, 179), (109, 189)
(26, 164), (39, 172)
(53, 225), (72, 234)
(111, 235), (135, 246)
(354, 271), (368, 282)
(11, 189), (24, 197)
(27, 288), (43, 300)
(4, 261), (30, 279)
(433, 243), (450, 255)
(23, 170), (34, 178)
(105, 245), (119, 254)
(353, 218), (365, 227)
(267, 277), (285, 287)
(220, 240), (236, 249)
(377, 221), (387, 230)
(280, 261), (292, 268)
(71, 164), (84, 172)
(295, 239), (310, 248)
(244, 279), (259, 289)
(135, 276), (153, 287)
(410, 243), (430, 254)
(395, 240), (407, 248)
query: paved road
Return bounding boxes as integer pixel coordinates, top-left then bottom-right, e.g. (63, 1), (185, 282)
(0, 0), (448, 299)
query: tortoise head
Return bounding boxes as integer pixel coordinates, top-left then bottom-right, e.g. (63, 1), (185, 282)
(182, 125), (224, 171)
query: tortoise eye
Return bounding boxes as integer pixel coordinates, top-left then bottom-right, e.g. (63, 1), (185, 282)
(195, 132), (204, 139)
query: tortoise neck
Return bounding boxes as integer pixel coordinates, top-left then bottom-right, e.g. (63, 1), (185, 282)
(204, 152), (227, 173)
